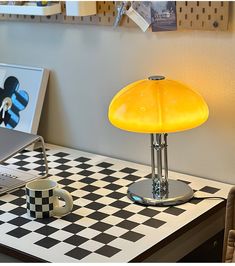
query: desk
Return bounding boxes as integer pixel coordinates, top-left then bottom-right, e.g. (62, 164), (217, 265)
(0, 144), (232, 262)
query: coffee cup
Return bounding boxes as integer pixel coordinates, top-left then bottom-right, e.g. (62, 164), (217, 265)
(26, 179), (73, 218)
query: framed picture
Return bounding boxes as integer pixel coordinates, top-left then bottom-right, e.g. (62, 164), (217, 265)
(0, 63), (49, 134)
(151, 1), (177, 32)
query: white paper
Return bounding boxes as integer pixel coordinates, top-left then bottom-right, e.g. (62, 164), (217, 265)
(126, 2), (152, 32)
(126, 6), (151, 32)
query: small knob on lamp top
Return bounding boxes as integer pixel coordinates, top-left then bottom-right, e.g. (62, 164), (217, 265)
(148, 76), (165, 81)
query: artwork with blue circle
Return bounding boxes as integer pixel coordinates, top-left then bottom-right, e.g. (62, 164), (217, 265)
(0, 76), (29, 129)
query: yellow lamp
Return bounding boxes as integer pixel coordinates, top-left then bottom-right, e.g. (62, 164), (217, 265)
(108, 76), (209, 206)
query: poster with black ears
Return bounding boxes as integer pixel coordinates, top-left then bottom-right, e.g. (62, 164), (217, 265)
(0, 64), (49, 134)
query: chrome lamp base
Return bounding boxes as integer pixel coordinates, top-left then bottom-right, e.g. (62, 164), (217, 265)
(127, 133), (194, 206)
(127, 179), (193, 206)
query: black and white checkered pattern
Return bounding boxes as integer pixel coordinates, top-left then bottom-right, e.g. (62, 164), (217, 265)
(0, 143), (232, 262)
(26, 188), (54, 219)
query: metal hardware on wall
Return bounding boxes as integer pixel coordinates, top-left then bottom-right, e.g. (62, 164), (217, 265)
(0, 1), (230, 31)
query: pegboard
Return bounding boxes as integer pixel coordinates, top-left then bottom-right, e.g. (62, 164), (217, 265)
(0, 1), (230, 31)
(59, 1), (135, 27)
(177, 1), (229, 30)
(0, 1), (136, 27)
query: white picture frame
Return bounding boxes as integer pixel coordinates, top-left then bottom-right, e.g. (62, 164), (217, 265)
(0, 63), (49, 134)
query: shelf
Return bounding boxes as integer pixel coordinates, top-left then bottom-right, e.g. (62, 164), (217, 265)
(0, 2), (61, 16)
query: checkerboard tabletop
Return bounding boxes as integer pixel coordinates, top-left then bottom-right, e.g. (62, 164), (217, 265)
(0, 143), (233, 262)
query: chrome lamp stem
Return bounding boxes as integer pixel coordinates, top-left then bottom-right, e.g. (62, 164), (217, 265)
(151, 133), (168, 198)
(127, 133), (194, 206)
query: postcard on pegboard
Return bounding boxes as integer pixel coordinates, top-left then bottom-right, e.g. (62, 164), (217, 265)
(151, 1), (177, 32)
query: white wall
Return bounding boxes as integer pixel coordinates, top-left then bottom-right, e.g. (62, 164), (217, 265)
(0, 2), (234, 184)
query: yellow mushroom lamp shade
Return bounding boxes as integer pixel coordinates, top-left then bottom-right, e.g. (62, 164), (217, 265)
(108, 76), (209, 206)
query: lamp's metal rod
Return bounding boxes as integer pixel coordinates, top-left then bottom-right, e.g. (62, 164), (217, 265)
(150, 134), (155, 181)
(156, 134), (163, 184)
(164, 133), (168, 182)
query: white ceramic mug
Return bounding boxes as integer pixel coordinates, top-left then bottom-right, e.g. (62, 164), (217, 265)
(26, 179), (73, 218)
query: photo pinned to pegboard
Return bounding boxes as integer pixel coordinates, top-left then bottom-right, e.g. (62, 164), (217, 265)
(123, 1), (177, 32)
(151, 1), (177, 32)
(123, 1), (228, 32)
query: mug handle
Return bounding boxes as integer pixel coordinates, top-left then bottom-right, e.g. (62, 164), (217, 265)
(52, 188), (73, 216)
